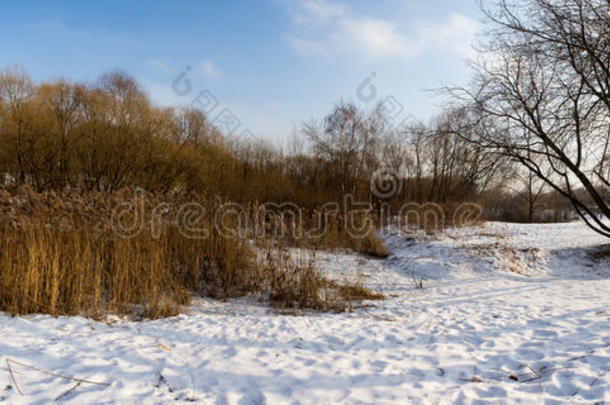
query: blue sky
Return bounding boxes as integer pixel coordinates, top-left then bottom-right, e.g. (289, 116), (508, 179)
(0, 0), (482, 142)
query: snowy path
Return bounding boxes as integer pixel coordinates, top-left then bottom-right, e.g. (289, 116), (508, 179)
(1, 222), (610, 404)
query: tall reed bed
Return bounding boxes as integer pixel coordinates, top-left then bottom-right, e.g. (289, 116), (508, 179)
(0, 188), (383, 318)
(246, 205), (389, 258)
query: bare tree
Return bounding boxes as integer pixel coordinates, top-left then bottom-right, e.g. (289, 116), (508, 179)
(38, 80), (84, 188)
(303, 101), (379, 197)
(0, 66), (34, 185)
(451, 0), (610, 237)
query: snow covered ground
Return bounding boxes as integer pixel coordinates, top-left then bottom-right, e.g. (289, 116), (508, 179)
(2, 221), (610, 404)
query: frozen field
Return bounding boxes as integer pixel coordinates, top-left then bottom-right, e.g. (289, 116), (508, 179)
(1, 221), (610, 404)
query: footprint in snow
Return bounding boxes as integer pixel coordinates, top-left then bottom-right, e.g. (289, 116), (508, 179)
(238, 390), (266, 405)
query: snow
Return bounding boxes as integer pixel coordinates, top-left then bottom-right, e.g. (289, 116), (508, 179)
(2, 221), (610, 404)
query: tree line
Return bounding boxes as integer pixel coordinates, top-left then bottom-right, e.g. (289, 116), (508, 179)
(1, 0), (608, 233)
(0, 67), (504, 208)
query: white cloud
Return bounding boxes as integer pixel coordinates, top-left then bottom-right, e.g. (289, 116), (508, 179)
(338, 18), (415, 59)
(295, 0), (346, 24)
(142, 79), (184, 107)
(285, 1), (479, 61)
(201, 60), (223, 79)
(416, 13), (479, 59)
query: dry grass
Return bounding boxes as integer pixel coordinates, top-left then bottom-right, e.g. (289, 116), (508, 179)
(461, 241), (540, 275)
(254, 245), (384, 312)
(0, 188), (384, 318)
(0, 189), (238, 318)
(332, 281), (385, 301)
(254, 207), (390, 258)
(391, 202), (485, 235)
(352, 232), (390, 258)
